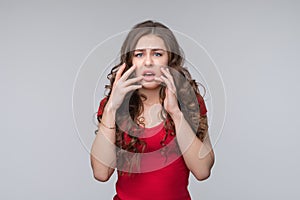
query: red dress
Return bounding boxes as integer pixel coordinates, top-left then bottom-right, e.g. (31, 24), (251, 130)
(97, 95), (207, 200)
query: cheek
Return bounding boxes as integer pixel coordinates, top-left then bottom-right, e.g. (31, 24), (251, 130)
(153, 58), (168, 66)
(134, 66), (143, 76)
(132, 59), (142, 67)
(131, 58), (137, 65)
(160, 58), (169, 66)
(161, 55), (169, 65)
(164, 58), (169, 65)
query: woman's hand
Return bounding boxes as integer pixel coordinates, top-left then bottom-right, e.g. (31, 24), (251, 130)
(106, 63), (143, 112)
(155, 67), (181, 117)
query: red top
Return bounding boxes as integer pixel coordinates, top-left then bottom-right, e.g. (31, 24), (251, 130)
(97, 95), (207, 200)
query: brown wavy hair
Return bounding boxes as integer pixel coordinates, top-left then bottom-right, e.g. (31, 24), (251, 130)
(97, 20), (208, 174)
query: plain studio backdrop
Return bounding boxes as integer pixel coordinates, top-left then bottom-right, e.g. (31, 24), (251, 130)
(1, 0), (299, 199)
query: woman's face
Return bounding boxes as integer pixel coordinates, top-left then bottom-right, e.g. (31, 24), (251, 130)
(132, 34), (169, 89)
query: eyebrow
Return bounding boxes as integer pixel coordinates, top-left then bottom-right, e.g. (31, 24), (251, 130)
(134, 48), (166, 51)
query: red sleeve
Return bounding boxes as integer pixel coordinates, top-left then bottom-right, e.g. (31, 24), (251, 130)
(97, 97), (108, 119)
(196, 94), (207, 116)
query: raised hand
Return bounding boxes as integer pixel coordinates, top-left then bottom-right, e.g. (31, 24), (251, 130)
(155, 67), (181, 116)
(106, 63), (143, 111)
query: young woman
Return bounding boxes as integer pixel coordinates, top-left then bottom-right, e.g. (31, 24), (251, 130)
(90, 20), (215, 200)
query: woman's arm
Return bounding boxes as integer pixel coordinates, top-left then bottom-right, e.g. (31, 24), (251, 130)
(171, 111), (215, 181)
(90, 103), (117, 182)
(157, 67), (215, 181)
(90, 63), (143, 182)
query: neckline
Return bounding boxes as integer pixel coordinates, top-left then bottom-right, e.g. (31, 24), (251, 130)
(138, 121), (164, 139)
(144, 121), (164, 130)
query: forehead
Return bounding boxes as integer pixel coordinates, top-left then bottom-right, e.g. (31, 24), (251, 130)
(135, 34), (167, 50)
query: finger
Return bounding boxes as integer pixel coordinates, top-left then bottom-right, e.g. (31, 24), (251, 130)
(154, 77), (166, 86)
(124, 84), (143, 93)
(124, 76), (143, 87)
(162, 67), (176, 92)
(119, 64), (137, 81)
(154, 76), (163, 82)
(164, 88), (173, 104)
(160, 75), (176, 95)
(161, 67), (175, 87)
(115, 63), (126, 82)
(160, 72), (176, 90)
(160, 75), (171, 88)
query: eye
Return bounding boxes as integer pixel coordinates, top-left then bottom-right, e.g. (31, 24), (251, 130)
(134, 53), (143, 57)
(154, 52), (162, 57)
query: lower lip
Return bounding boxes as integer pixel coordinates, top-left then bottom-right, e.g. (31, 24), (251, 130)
(143, 75), (155, 82)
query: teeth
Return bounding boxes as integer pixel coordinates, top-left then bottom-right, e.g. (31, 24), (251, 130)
(144, 73), (154, 76)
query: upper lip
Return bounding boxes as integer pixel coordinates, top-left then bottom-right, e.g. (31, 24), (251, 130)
(142, 70), (156, 76)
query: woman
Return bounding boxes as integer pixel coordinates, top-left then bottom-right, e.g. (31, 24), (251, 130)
(91, 20), (215, 200)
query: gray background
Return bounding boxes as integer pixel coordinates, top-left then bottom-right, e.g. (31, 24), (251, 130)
(1, 0), (299, 199)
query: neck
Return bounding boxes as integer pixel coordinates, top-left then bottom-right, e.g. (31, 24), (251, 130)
(138, 87), (161, 105)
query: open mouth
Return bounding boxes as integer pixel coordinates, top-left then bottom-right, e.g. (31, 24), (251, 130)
(142, 71), (156, 81)
(143, 72), (155, 77)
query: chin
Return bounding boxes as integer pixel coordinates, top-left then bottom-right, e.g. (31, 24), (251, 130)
(141, 82), (161, 90)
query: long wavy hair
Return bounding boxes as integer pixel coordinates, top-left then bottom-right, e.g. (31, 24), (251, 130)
(97, 20), (208, 174)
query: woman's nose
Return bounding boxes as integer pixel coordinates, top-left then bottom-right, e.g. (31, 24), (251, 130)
(144, 54), (153, 67)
